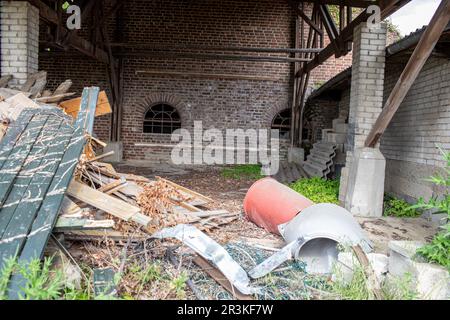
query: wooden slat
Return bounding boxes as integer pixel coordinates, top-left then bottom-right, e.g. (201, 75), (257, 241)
(59, 91), (112, 118)
(54, 217), (115, 231)
(0, 110), (36, 170)
(67, 180), (139, 222)
(7, 88), (100, 299)
(0, 114), (48, 208)
(0, 118), (72, 266)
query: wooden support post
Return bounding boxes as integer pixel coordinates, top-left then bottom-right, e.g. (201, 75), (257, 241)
(365, 0), (450, 147)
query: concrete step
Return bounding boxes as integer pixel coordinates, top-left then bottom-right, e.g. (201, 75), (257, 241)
(303, 164), (324, 178)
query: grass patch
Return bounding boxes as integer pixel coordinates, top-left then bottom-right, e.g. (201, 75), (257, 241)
(221, 164), (263, 180)
(383, 194), (421, 218)
(328, 253), (417, 300)
(290, 177), (340, 204)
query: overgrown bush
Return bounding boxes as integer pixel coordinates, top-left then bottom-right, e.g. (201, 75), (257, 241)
(290, 177), (340, 204)
(383, 195), (421, 218)
(412, 147), (450, 271)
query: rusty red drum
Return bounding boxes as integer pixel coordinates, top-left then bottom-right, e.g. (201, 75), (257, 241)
(243, 177), (314, 234)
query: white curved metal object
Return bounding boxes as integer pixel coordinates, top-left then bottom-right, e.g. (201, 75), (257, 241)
(279, 203), (373, 274)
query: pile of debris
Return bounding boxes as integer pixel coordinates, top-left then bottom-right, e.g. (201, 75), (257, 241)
(0, 82), (236, 299)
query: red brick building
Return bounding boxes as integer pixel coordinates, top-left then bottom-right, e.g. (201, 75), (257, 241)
(38, 0), (354, 163)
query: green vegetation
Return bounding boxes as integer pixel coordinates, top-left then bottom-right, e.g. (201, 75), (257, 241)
(412, 147), (450, 271)
(221, 164), (263, 180)
(329, 254), (417, 300)
(290, 177), (340, 204)
(0, 256), (92, 300)
(383, 195), (421, 218)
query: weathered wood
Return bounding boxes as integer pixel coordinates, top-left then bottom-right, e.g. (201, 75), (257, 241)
(59, 91), (111, 118)
(352, 245), (384, 300)
(365, 0), (450, 147)
(0, 114), (48, 208)
(0, 118), (72, 266)
(56, 229), (146, 242)
(0, 110), (36, 170)
(54, 217), (115, 231)
(135, 70), (280, 82)
(36, 92), (76, 104)
(7, 88), (100, 299)
(67, 180), (151, 227)
(20, 71), (47, 93)
(52, 80), (73, 96)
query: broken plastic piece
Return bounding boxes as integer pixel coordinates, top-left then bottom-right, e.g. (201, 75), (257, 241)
(152, 224), (261, 295)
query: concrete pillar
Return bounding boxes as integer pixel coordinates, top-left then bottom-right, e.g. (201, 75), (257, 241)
(339, 23), (387, 217)
(0, 1), (39, 87)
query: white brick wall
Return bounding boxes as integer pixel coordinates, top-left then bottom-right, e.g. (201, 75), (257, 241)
(381, 57), (450, 168)
(346, 23), (387, 152)
(0, 1), (39, 87)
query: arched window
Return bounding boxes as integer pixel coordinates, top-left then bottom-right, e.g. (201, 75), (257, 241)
(271, 109), (291, 139)
(143, 104), (181, 134)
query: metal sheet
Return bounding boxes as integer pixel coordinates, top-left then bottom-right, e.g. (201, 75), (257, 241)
(152, 224), (261, 295)
(279, 203), (373, 274)
(248, 238), (305, 279)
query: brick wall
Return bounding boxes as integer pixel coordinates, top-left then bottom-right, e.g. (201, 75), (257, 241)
(37, 0), (354, 164)
(1, 1), (39, 87)
(381, 56), (450, 201)
(309, 49), (449, 202)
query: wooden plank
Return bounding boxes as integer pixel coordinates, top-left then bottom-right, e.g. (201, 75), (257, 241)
(365, 0), (450, 147)
(56, 229), (146, 242)
(59, 196), (83, 216)
(67, 180), (138, 222)
(59, 91), (112, 118)
(0, 110), (36, 170)
(0, 114), (48, 208)
(54, 217), (115, 231)
(7, 88), (100, 299)
(193, 256), (254, 300)
(0, 119), (74, 267)
(0, 117), (63, 241)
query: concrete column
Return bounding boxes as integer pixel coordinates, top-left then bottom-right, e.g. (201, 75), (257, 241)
(0, 1), (39, 87)
(339, 23), (387, 217)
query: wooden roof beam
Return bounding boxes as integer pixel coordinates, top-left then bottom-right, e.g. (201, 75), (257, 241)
(21, 0), (110, 64)
(295, 0), (412, 78)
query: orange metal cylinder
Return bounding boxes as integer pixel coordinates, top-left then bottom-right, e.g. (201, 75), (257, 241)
(243, 177), (314, 234)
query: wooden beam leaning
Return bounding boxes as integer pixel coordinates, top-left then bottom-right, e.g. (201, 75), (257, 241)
(365, 0), (450, 147)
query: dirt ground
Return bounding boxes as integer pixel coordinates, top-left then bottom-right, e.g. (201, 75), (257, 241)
(62, 164), (440, 300)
